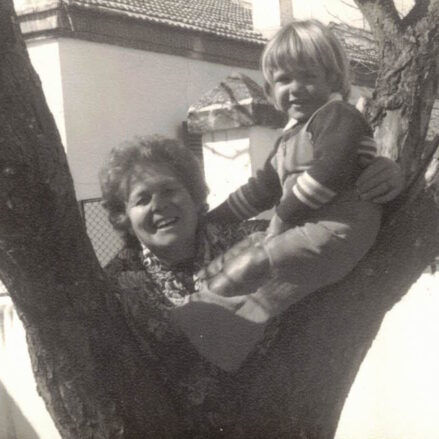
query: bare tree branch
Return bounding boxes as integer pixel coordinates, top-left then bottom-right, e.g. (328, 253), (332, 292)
(339, 0), (362, 11)
(402, 0), (431, 27)
(354, 0), (402, 43)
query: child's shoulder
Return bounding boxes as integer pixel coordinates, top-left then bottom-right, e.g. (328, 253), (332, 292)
(318, 99), (365, 119)
(309, 99), (370, 132)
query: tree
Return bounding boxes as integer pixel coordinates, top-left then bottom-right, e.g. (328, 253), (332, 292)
(0, 0), (438, 437)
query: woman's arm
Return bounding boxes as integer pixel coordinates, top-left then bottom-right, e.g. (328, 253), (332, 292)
(356, 156), (404, 203)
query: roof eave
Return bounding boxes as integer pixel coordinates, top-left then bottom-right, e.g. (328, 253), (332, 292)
(16, 1), (266, 46)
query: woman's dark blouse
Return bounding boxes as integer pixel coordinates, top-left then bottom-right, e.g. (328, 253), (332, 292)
(104, 219), (271, 436)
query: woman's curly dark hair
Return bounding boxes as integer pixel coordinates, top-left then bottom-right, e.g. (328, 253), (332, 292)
(99, 136), (209, 243)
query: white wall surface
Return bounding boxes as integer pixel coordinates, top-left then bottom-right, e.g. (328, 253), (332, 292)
(27, 39), (67, 147)
(27, 38), (263, 200)
(336, 273), (439, 439)
(203, 126), (280, 212)
(0, 297), (61, 439)
(203, 128), (253, 209)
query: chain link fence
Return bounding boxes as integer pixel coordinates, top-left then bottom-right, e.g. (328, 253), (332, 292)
(79, 198), (124, 268)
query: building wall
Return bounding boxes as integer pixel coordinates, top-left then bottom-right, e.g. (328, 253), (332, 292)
(27, 37), (263, 200)
(202, 126), (279, 212)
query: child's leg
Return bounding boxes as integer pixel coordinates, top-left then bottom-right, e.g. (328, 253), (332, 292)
(173, 202), (381, 371)
(197, 232), (270, 297)
(237, 205), (382, 322)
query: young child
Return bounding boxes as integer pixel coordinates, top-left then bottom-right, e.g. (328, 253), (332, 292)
(172, 19), (382, 370)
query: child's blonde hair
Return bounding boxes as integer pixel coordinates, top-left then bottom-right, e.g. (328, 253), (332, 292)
(262, 19), (351, 101)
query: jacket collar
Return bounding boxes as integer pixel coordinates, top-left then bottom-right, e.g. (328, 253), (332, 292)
(282, 92), (343, 132)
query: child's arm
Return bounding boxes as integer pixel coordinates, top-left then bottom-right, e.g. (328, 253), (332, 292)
(207, 147), (282, 223)
(275, 101), (374, 227)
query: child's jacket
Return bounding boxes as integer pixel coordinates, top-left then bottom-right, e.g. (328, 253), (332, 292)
(208, 95), (377, 227)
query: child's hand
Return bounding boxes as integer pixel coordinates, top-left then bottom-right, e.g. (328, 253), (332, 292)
(266, 214), (289, 240)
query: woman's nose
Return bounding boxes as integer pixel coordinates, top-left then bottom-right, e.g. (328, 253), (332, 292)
(150, 193), (167, 211)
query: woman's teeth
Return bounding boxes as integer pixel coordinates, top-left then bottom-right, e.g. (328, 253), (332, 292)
(155, 217), (178, 228)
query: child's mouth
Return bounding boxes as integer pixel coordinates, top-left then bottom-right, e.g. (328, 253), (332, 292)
(289, 99), (306, 106)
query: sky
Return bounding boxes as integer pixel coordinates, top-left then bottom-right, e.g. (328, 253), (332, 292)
(252, 0), (415, 36)
(291, 0), (415, 26)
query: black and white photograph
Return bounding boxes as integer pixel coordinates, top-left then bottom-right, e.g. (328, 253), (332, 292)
(0, 0), (438, 437)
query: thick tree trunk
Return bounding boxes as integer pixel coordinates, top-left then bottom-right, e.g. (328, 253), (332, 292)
(356, 0), (439, 183)
(0, 2), (181, 438)
(1, 0), (439, 438)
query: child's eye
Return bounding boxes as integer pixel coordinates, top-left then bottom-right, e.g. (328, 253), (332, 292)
(161, 186), (178, 197)
(306, 73), (318, 81)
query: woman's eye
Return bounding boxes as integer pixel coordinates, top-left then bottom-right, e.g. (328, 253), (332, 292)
(135, 195), (151, 206)
(275, 75), (289, 84)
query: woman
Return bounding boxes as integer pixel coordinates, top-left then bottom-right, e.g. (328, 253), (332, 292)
(100, 135), (402, 434)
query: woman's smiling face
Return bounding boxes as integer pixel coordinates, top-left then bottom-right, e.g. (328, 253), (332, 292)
(125, 162), (199, 264)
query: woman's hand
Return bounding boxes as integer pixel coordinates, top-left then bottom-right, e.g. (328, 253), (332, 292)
(196, 234), (270, 297)
(356, 156), (404, 203)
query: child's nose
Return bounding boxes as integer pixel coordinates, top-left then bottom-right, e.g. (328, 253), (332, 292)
(288, 80), (302, 93)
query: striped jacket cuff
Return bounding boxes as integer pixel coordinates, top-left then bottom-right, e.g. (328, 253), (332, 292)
(358, 135), (377, 160)
(292, 172), (336, 209)
(228, 189), (261, 220)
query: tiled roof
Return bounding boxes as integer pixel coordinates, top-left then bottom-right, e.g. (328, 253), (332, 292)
(329, 22), (378, 66)
(15, 2), (380, 58)
(187, 73), (286, 132)
(67, 0), (266, 43)
(190, 72), (269, 110)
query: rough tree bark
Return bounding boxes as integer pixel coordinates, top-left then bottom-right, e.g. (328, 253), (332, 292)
(0, 0), (438, 438)
(0, 2), (182, 438)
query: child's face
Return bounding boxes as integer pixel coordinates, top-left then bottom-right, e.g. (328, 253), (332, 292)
(271, 63), (333, 122)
